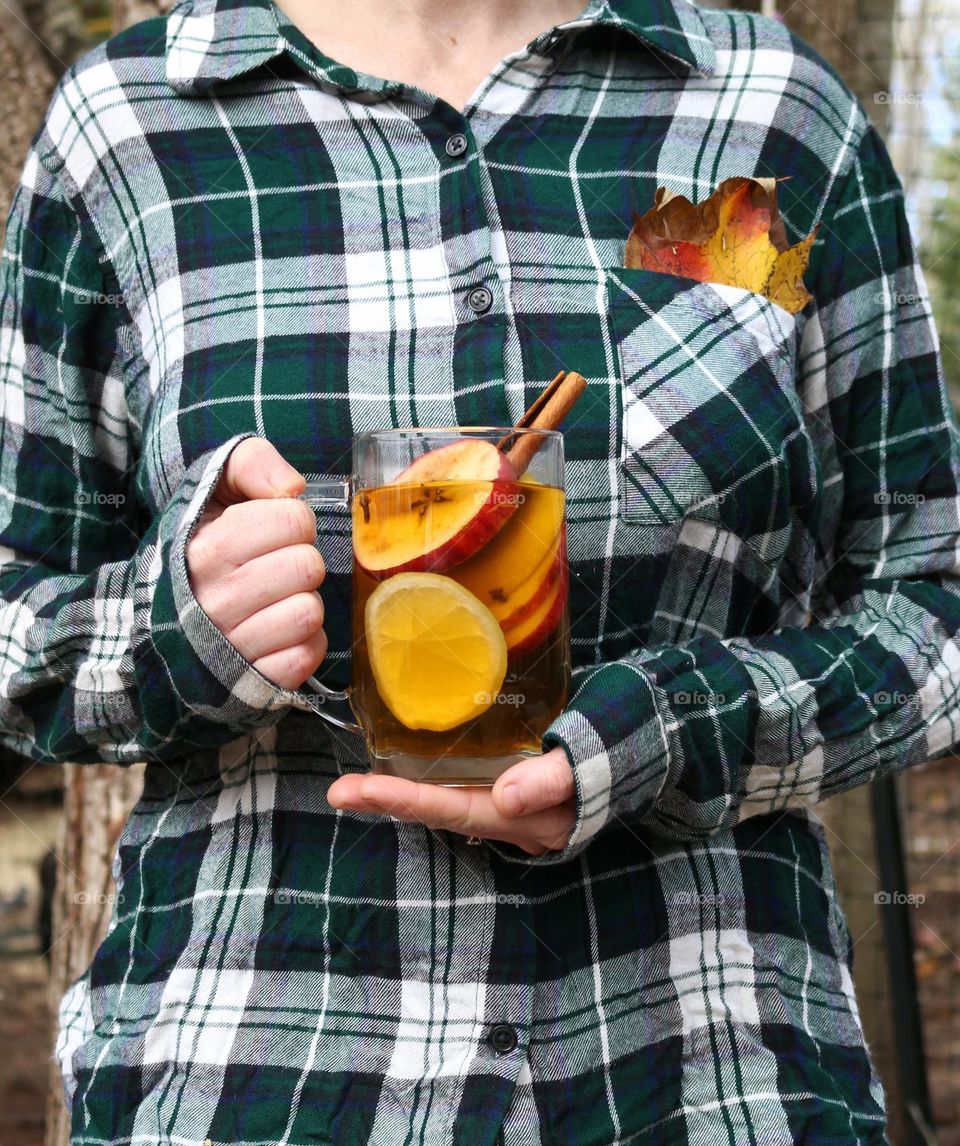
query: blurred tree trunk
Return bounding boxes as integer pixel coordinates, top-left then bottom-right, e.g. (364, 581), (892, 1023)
(0, 9), (62, 1144)
(44, 765), (146, 1146)
(0, 0), (56, 241)
(779, 0), (896, 137)
(110, 0), (175, 30)
(891, 0), (933, 205)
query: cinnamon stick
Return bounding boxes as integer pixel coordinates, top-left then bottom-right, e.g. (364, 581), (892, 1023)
(498, 371), (588, 476)
(513, 370), (567, 431)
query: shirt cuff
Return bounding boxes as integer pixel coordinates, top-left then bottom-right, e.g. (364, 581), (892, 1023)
(149, 433), (318, 735)
(484, 661), (672, 866)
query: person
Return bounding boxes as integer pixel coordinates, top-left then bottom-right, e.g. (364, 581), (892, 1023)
(1, 0), (956, 1141)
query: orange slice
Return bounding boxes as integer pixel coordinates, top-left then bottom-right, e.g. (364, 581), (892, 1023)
(365, 573), (508, 731)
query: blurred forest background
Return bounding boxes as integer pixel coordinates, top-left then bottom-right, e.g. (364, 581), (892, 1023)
(0, 1), (958, 1145)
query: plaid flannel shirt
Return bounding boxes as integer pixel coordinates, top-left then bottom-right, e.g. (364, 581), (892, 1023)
(2, 0), (958, 1141)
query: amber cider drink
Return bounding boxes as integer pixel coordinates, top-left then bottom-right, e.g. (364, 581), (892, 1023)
(350, 474), (570, 785)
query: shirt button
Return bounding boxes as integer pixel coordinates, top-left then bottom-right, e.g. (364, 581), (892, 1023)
(467, 285), (493, 315)
(488, 1022), (518, 1054)
(445, 132), (468, 158)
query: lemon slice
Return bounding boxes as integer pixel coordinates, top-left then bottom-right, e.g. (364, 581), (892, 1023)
(365, 572), (508, 731)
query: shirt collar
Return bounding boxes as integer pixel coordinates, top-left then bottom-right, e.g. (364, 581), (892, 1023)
(563, 0), (716, 77)
(165, 0), (716, 97)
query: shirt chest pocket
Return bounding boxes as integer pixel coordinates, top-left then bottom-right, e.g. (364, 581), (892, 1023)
(606, 267), (818, 569)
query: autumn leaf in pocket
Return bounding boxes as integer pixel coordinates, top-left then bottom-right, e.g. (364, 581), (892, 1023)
(625, 177), (818, 315)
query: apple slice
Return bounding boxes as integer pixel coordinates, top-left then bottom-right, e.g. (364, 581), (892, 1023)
(453, 484), (565, 607)
(503, 560), (568, 654)
(353, 439), (519, 578)
(393, 439), (514, 487)
(488, 524), (565, 629)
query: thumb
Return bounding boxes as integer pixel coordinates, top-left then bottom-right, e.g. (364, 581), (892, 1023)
(217, 437), (305, 504)
(492, 747), (575, 817)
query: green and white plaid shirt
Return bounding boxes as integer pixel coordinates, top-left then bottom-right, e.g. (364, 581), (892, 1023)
(2, 0), (957, 1141)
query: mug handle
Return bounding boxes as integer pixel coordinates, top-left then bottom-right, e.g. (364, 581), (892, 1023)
(299, 477), (364, 736)
(303, 675), (363, 735)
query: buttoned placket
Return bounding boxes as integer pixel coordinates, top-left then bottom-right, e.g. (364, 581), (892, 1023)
(261, 24), (559, 1140)
(357, 57), (562, 1138)
(398, 58), (570, 1118)
(415, 92), (514, 429)
(274, 8), (571, 437)
(449, 33), (571, 430)
(453, 840), (538, 1144)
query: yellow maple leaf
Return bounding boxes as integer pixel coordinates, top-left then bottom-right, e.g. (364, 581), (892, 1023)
(625, 177), (818, 315)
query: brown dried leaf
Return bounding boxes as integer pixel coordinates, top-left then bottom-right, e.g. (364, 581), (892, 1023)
(625, 177), (817, 315)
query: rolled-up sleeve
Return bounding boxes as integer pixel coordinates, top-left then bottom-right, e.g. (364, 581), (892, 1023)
(489, 123), (960, 865)
(0, 134), (307, 765)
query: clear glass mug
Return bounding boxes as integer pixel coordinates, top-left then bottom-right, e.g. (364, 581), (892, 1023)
(302, 427), (571, 786)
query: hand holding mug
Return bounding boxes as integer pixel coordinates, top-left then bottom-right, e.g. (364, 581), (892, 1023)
(186, 437), (328, 690)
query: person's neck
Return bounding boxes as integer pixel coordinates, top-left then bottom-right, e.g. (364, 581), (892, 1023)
(321, 0), (547, 31)
(273, 0), (586, 111)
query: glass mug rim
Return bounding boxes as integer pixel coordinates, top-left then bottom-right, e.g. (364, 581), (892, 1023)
(354, 425), (563, 438)
(300, 426), (564, 497)
(299, 426), (568, 759)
